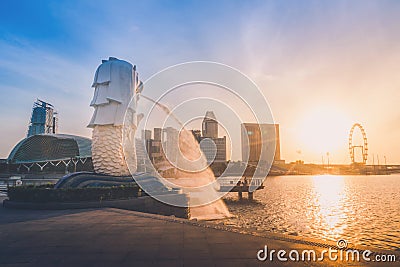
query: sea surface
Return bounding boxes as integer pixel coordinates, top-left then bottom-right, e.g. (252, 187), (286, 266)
(221, 174), (400, 250)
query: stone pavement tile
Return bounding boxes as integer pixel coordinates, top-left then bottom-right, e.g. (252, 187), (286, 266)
(121, 259), (183, 267)
(153, 259), (184, 267)
(206, 235), (237, 244)
(214, 259), (268, 267)
(123, 249), (161, 261)
(183, 239), (209, 248)
(181, 251), (212, 260)
(39, 259), (121, 267)
(156, 247), (182, 260)
(159, 241), (183, 252)
(0, 264), (33, 267)
(24, 253), (83, 267)
(0, 253), (36, 265)
(182, 245), (211, 255)
(209, 248), (257, 260)
(182, 259), (217, 267)
(160, 233), (184, 242)
(28, 252), (126, 266)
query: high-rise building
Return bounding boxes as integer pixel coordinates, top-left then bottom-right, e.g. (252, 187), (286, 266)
(202, 111), (218, 139)
(162, 127), (179, 164)
(241, 123), (281, 164)
(200, 136), (227, 163)
(149, 128), (162, 162)
(141, 129), (152, 140)
(153, 128), (162, 141)
(141, 129), (153, 164)
(139, 128), (163, 164)
(200, 111), (226, 163)
(27, 99), (57, 137)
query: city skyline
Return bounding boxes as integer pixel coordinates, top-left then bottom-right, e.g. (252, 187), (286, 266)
(141, 110), (227, 165)
(1, 1), (400, 164)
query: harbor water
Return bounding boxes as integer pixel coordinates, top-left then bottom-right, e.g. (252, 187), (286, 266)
(222, 174), (400, 250)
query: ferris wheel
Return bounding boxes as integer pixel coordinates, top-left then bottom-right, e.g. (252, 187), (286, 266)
(348, 123), (368, 164)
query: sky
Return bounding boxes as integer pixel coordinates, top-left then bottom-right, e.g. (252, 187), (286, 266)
(1, 0), (400, 164)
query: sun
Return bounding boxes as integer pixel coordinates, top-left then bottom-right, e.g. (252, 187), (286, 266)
(296, 105), (352, 156)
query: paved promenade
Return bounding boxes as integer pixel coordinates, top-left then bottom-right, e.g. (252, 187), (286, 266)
(0, 197), (398, 267)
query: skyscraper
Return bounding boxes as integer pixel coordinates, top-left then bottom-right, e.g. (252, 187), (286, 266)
(162, 127), (179, 164)
(200, 136), (227, 163)
(200, 111), (226, 163)
(241, 123), (281, 164)
(202, 111), (218, 139)
(141, 129), (152, 140)
(153, 128), (162, 141)
(27, 99), (57, 137)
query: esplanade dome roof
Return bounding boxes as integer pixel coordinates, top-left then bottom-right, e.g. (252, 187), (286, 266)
(7, 134), (92, 164)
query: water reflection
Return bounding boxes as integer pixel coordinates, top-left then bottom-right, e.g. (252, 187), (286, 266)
(221, 174), (400, 250)
(310, 175), (347, 240)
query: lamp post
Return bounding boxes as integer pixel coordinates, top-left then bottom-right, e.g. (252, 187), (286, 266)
(326, 152), (330, 169)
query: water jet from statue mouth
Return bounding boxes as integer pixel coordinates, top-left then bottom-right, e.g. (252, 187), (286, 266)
(134, 93), (231, 219)
(140, 94), (183, 127)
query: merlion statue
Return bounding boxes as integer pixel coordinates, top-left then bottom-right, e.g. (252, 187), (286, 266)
(88, 57), (142, 176)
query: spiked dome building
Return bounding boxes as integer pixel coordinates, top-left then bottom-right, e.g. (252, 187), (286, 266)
(7, 134), (93, 174)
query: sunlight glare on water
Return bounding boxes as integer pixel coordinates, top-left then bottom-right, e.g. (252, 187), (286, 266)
(222, 174), (400, 250)
(310, 175), (347, 240)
